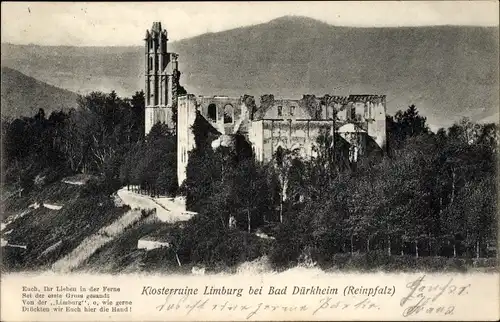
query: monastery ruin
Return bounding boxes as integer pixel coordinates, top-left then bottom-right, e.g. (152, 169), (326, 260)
(143, 22), (387, 185)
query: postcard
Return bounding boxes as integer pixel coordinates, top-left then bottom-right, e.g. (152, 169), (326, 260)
(1, 1), (499, 321)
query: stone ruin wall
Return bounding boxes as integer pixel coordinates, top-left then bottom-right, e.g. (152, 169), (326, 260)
(177, 93), (387, 184)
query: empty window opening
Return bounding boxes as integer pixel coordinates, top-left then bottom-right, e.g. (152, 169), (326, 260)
(290, 106), (296, 116)
(277, 106), (283, 117)
(355, 105), (365, 122)
(328, 105), (335, 119)
(350, 106), (356, 121)
(223, 104), (234, 124)
(315, 108), (321, 119)
(208, 104), (217, 122)
(275, 146), (284, 166)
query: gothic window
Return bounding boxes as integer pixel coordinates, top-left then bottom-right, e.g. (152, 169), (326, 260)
(208, 104), (217, 122)
(328, 105), (335, 120)
(277, 106), (283, 117)
(355, 105), (365, 122)
(275, 146), (284, 166)
(162, 38), (167, 52)
(154, 78), (158, 105)
(290, 106), (296, 116)
(223, 104), (234, 124)
(149, 56), (153, 71)
(315, 108), (321, 119)
(350, 106), (356, 121)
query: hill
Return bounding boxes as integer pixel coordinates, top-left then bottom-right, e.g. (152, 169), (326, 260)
(2, 16), (498, 128)
(0, 175), (130, 271)
(1, 67), (79, 119)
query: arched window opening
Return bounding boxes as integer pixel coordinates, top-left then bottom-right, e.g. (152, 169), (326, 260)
(328, 105), (335, 120)
(275, 145), (284, 166)
(350, 106), (356, 121)
(290, 106), (296, 116)
(149, 56), (153, 71)
(355, 105), (364, 122)
(277, 106), (283, 117)
(208, 104), (217, 122)
(223, 104), (234, 124)
(315, 108), (321, 119)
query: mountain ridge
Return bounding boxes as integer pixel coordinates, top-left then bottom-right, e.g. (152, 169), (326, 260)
(1, 16), (498, 128)
(1, 67), (79, 119)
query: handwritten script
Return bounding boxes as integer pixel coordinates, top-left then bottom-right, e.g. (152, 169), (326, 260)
(399, 275), (471, 317)
(155, 294), (380, 319)
(144, 276), (475, 319)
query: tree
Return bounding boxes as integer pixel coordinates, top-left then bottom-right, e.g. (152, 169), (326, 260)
(387, 104), (429, 151)
(274, 147), (300, 223)
(184, 112), (222, 212)
(230, 157), (270, 232)
(130, 91), (146, 141)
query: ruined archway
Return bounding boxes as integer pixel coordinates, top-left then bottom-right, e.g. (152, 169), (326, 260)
(223, 104), (234, 124)
(207, 103), (217, 122)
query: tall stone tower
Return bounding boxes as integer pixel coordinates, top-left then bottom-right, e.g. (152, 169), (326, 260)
(144, 21), (179, 135)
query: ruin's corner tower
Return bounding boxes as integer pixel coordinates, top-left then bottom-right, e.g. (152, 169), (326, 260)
(144, 21), (179, 135)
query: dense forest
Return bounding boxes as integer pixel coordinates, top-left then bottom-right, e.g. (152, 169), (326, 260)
(1, 91), (498, 271)
(182, 104), (498, 269)
(2, 90), (178, 197)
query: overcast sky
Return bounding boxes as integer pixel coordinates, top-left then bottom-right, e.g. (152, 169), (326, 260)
(1, 1), (499, 46)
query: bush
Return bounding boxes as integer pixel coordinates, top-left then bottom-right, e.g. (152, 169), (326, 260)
(81, 176), (121, 197)
(143, 248), (181, 272)
(444, 258), (467, 272)
(268, 225), (305, 270)
(473, 257), (498, 268)
(166, 214), (269, 270)
(414, 256), (446, 271)
(328, 253), (351, 270)
(366, 251), (393, 268)
(35, 167), (71, 187)
(268, 211), (312, 270)
(384, 255), (418, 271)
(209, 231), (265, 268)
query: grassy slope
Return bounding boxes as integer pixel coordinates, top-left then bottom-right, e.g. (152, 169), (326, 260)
(82, 222), (193, 274)
(1, 179), (130, 272)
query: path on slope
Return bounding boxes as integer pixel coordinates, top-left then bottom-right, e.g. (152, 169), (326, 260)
(50, 188), (194, 273)
(51, 208), (144, 273)
(117, 188), (194, 223)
